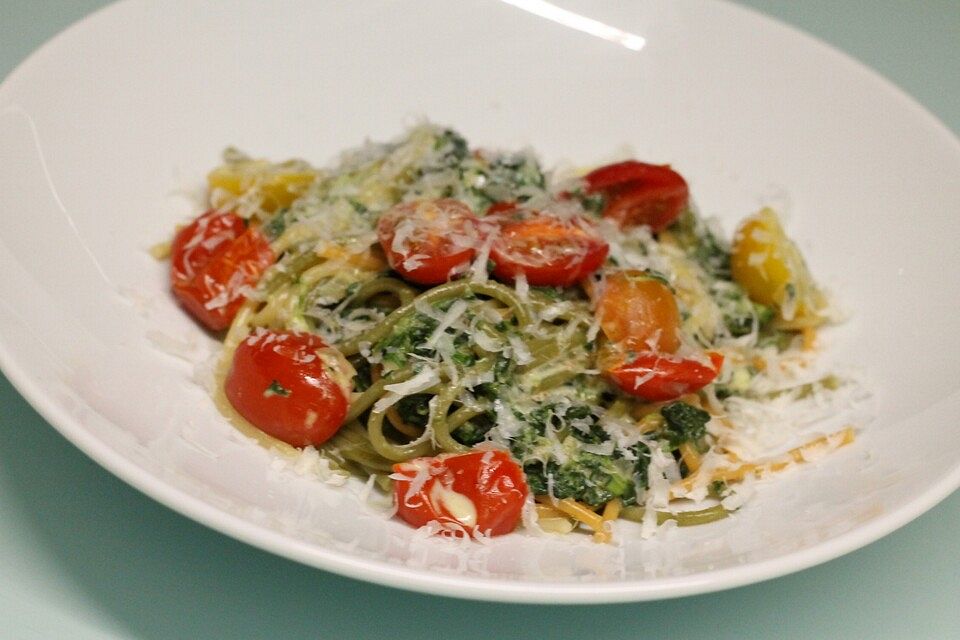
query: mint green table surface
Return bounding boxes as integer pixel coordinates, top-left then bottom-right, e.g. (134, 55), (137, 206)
(1, 2), (957, 638)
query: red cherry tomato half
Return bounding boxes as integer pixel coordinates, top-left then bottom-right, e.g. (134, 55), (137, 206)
(584, 160), (689, 232)
(225, 330), (351, 447)
(489, 211), (608, 287)
(605, 351), (724, 402)
(376, 199), (481, 285)
(173, 229), (274, 331)
(171, 210), (274, 331)
(170, 210), (246, 283)
(392, 450), (528, 537)
(583, 160), (657, 191)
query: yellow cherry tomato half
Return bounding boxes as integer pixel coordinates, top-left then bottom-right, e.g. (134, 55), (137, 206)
(730, 208), (825, 327)
(208, 157), (318, 213)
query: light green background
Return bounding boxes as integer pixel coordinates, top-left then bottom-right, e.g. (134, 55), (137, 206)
(0, 1), (957, 638)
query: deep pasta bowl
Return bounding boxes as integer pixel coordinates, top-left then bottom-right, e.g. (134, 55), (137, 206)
(0, 0), (958, 603)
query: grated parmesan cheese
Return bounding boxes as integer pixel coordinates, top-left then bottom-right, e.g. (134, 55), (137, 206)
(374, 367), (441, 413)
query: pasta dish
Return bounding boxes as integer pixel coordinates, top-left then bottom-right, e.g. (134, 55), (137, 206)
(161, 124), (854, 542)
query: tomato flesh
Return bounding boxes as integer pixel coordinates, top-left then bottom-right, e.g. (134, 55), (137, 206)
(584, 160), (689, 232)
(596, 270), (681, 353)
(392, 450), (528, 537)
(489, 211), (608, 286)
(606, 351), (724, 402)
(171, 210), (274, 330)
(225, 330), (351, 447)
(376, 199), (481, 285)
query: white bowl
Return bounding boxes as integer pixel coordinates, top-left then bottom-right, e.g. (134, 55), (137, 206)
(0, 0), (957, 603)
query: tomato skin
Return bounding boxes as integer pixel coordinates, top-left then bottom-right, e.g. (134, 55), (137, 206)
(225, 330), (350, 447)
(170, 210), (246, 283)
(485, 201), (517, 215)
(392, 450), (528, 537)
(170, 210), (274, 331)
(583, 160), (655, 191)
(489, 212), (608, 286)
(376, 199), (481, 285)
(606, 351), (724, 402)
(172, 228), (274, 331)
(596, 270), (681, 353)
(584, 160), (689, 232)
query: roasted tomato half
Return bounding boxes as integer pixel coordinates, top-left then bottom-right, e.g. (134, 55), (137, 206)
(604, 350), (724, 402)
(392, 450), (528, 537)
(225, 330), (352, 447)
(170, 210), (273, 330)
(489, 210), (608, 286)
(376, 199), (482, 285)
(584, 160), (689, 232)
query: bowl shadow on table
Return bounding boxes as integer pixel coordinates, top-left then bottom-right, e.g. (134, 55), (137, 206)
(0, 376), (957, 640)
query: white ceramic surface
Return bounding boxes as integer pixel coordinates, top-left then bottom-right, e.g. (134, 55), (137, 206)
(0, 0), (957, 603)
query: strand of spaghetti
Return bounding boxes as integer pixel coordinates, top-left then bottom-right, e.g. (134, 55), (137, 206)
(520, 330), (566, 364)
(344, 366), (414, 424)
(525, 361), (585, 394)
(260, 251), (322, 296)
(535, 504), (567, 520)
(519, 329), (590, 393)
(337, 280), (531, 356)
(326, 422), (396, 474)
(345, 276), (418, 308)
(593, 498), (622, 543)
(619, 504), (729, 527)
(334, 444), (396, 474)
(537, 516), (576, 535)
(298, 258), (355, 289)
(519, 336), (563, 363)
(602, 498), (622, 521)
(365, 406), (435, 461)
(368, 364), (423, 438)
(430, 384), (470, 453)
(525, 326), (588, 366)
(327, 419), (375, 448)
(532, 498), (577, 533)
(327, 455), (379, 479)
(223, 301), (257, 351)
(538, 497), (604, 533)
(522, 330), (574, 366)
(445, 404), (486, 432)
(251, 282), (305, 329)
(674, 426), (856, 494)
(679, 442), (703, 473)
(385, 405), (424, 438)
